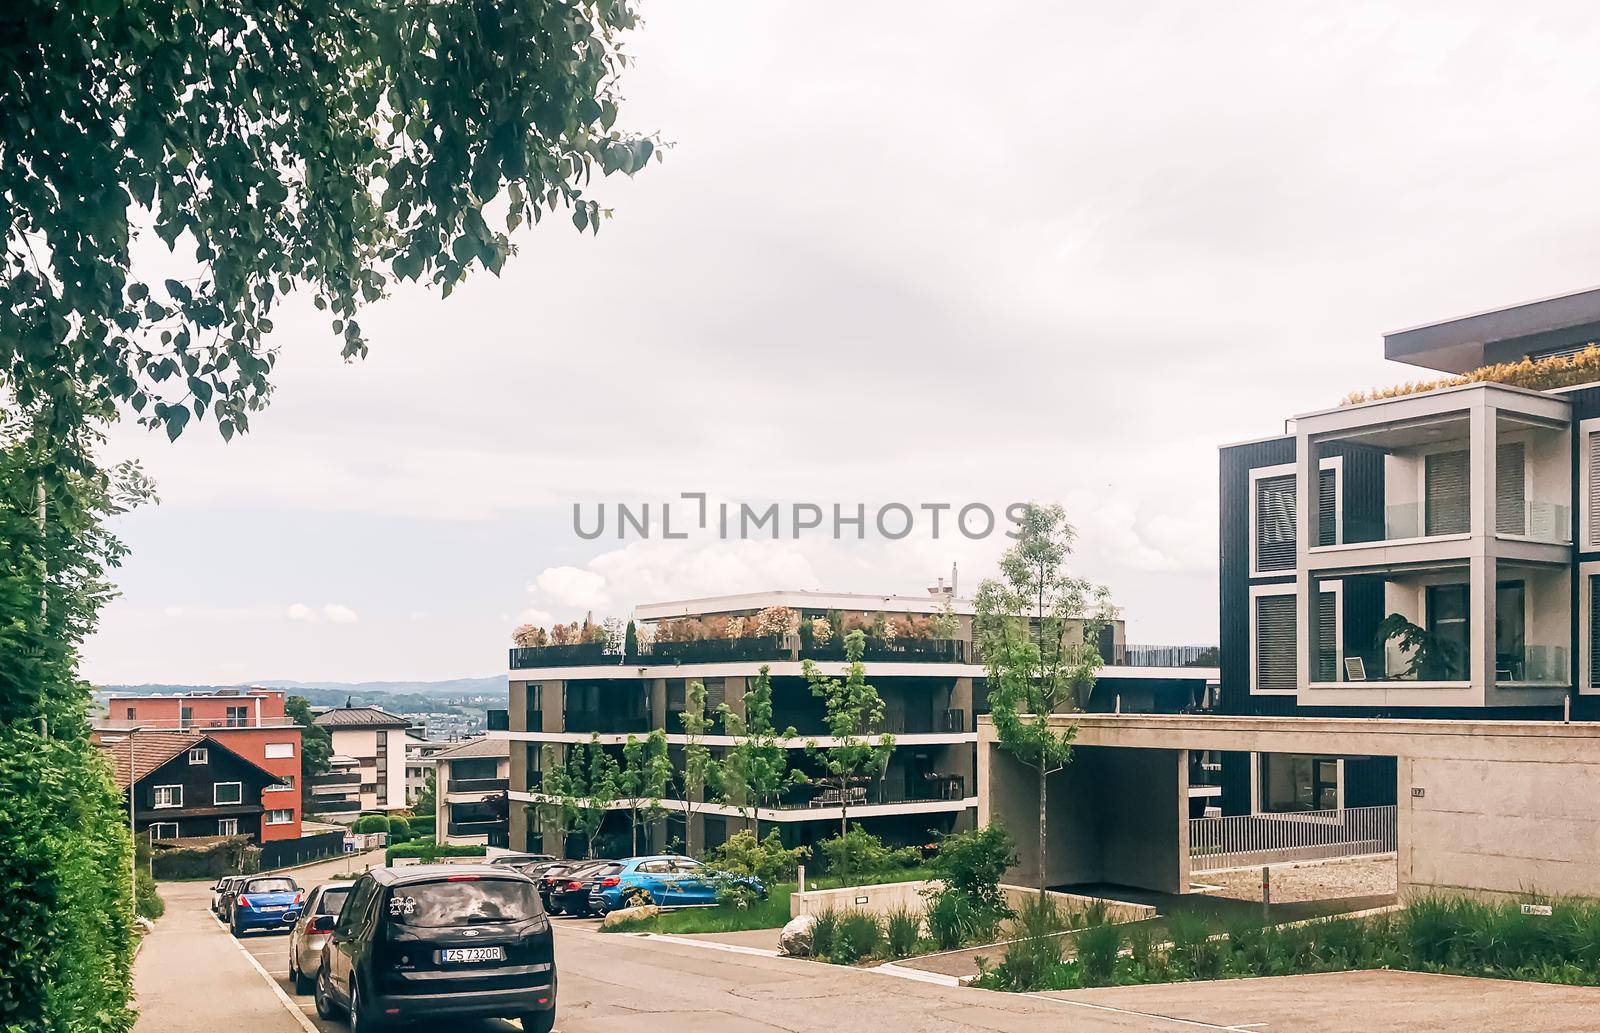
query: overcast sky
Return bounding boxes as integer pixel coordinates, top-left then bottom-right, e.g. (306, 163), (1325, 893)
(82, 1), (1600, 684)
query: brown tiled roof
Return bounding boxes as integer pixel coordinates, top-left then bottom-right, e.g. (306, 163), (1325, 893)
(312, 706), (410, 729)
(93, 730), (205, 789)
(91, 730), (278, 789)
(430, 737), (509, 761)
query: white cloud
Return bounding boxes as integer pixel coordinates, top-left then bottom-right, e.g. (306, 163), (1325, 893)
(286, 603), (314, 622)
(531, 566), (611, 610)
(322, 603), (360, 624)
(517, 608), (556, 627)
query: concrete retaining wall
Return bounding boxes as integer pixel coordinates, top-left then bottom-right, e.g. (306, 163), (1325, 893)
(790, 879), (936, 918)
(998, 884), (1156, 924)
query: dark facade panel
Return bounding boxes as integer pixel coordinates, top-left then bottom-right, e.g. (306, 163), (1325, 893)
(1219, 436), (1295, 718)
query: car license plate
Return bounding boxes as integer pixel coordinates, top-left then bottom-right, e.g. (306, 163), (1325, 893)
(440, 947), (506, 964)
(260, 906), (285, 912)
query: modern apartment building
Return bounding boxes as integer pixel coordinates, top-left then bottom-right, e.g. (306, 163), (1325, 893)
(497, 588), (1216, 858)
(431, 737), (510, 847)
(310, 705), (413, 818)
(1218, 287), (1600, 816)
(100, 688), (303, 841)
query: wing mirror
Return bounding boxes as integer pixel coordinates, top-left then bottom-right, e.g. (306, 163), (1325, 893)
(311, 915), (337, 933)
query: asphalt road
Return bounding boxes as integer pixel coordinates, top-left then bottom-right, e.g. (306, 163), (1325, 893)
(165, 856), (1600, 1033)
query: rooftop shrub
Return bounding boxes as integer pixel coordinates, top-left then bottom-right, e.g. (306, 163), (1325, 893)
(1344, 345), (1600, 405)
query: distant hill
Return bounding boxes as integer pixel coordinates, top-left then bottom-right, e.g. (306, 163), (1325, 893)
(97, 676), (506, 697)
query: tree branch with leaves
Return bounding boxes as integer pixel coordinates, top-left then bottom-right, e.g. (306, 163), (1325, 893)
(975, 502), (1113, 895)
(719, 665), (803, 843)
(802, 631), (894, 882)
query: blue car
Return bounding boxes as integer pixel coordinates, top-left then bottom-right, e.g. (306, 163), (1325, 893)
(228, 875), (304, 935)
(587, 855), (765, 915)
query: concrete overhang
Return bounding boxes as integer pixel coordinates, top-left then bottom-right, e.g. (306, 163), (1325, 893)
(978, 713), (1600, 763)
(1384, 286), (1600, 374)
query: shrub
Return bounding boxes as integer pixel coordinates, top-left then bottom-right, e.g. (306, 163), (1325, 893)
(996, 896), (1069, 989)
(703, 829), (809, 884)
(1344, 345), (1600, 406)
(386, 815), (411, 842)
(923, 887), (1002, 950)
(884, 905), (922, 958)
(1166, 911), (1215, 978)
(832, 910), (884, 964)
(929, 823), (1016, 916)
(135, 868), (165, 920)
(810, 908), (840, 959)
(408, 815), (436, 837)
(1076, 922), (1121, 987)
(819, 828), (921, 880)
(149, 836), (256, 880)
(384, 840), (485, 865)
(713, 882), (760, 910)
(1125, 922), (1160, 975)
(353, 814), (391, 834)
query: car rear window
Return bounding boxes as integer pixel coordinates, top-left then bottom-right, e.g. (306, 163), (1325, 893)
(387, 878), (541, 927)
(582, 863), (622, 879)
(316, 888), (351, 915)
(245, 878), (297, 893)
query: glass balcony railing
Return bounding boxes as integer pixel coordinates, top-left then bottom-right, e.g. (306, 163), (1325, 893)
(1497, 501), (1572, 543)
(1495, 646), (1570, 683)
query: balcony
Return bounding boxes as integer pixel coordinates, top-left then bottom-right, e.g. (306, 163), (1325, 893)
(310, 799), (361, 813)
(447, 777), (509, 794)
(509, 636), (974, 669)
(447, 819), (508, 838)
(762, 775), (969, 810)
(310, 772), (361, 788)
(1109, 643), (1218, 668)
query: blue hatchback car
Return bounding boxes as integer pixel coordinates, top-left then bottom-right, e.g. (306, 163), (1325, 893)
(229, 875), (304, 935)
(587, 855), (765, 915)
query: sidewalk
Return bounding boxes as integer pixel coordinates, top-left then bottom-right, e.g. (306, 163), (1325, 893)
(132, 879), (309, 1033)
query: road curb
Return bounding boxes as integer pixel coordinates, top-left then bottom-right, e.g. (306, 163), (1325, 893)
(231, 932), (322, 1033)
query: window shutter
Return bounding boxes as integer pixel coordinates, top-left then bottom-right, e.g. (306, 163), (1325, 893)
(1315, 591), (1337, 682)
(1255, 594), (1297, 691)
(1588, 432), (1600, 548)
(1255, 474), (1297, 571)
(1495, 441), (1525, 535)
(704, 678), (726, 711)
(1317, 468), (1337, 547)
(1424, 450), (1470, 536)
(1590, 575), (1600, 690)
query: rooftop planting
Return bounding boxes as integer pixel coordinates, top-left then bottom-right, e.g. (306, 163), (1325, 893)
(1343, 344), (1600, 405)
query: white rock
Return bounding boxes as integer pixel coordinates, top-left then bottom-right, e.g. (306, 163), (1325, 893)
(600, 904), (660, 929)
(778, 913), (817, 956)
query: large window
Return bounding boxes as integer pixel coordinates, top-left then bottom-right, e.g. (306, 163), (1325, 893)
(1254, 473), (1297, 572)
(1425, 450), (1470, 536)
(187, 747), (208, 765)
(1259, 754), (1338, 812)
(213, 782), (243, 805)
(226, 705), (249, 727)
(150, 822), (179, 840)
(1254, 592), (1297, 692)
(266, 809), (293, 825)
(217, 818), (239, 836)
(1425, 583), (1470, 680)
(153, 785), (182, 808)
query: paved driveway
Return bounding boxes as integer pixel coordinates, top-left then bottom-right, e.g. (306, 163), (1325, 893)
(139, 856), (1600, 1033)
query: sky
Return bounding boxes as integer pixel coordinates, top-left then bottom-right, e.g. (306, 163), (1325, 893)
(82, 1), (1600, 685)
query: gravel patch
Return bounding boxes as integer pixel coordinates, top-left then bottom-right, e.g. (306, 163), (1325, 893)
(1203, 857), (1396, 904)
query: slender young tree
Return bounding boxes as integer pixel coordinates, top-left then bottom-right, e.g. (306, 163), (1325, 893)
(719, 665), (803, 843)
(619, 729), (672, 855)
(675, 680), (722, 855)
(974, 502), (1113, 895)
(538, 736), (620, 860)
(803, 631), (894, 881)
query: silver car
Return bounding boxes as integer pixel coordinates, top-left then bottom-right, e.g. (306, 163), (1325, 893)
(287, 882), (354, 993)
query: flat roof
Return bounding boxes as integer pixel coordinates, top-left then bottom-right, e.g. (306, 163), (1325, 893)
(1384, 286), (1600, 374)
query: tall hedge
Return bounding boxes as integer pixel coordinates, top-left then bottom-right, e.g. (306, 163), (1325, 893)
(0, 443), (151, 1031)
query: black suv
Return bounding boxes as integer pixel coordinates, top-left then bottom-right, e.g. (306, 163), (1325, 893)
(314, 866), (556, 1032)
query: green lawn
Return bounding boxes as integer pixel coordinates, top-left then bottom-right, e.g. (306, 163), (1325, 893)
(603, 867), (936, 934)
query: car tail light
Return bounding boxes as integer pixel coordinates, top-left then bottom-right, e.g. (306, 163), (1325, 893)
(600, 876), (620, 887)
(446, 874), (479, 882)
(292, 891), (304, 906)
(236, 896), (251, 909)
(565, 880), (583, 890)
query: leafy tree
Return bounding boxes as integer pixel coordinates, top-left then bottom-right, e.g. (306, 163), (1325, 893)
(802, 630), (894, 880)
(285, 694), (330, 787)
(719, 665), (803, 843)
(975, 502), (1113, 895)
(2, 0), (660, 456)
(675, 680), (722, 855)
(618, 729), (672, 856)
(538, 736), (619, 860)
(412, 770), (437, 818)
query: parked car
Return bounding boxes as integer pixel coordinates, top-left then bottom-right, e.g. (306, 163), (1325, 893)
(229, 876), (304, 936)
(211, 875), (246, 916)
(485, 852), (554, 868)
(588, 855), (766, 916)
(548, 861), (619, 917)
(531, 862), (581, 914)
(314, 866), (555, 1033)
(288, 882), (354, 993)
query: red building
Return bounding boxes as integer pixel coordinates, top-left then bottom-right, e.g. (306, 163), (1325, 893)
(104, 689), (303, 842)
